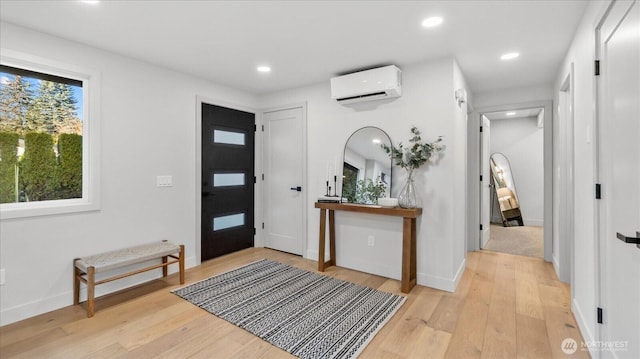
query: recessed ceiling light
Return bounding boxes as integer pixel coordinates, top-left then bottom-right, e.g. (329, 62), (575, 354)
(506, 112), (516, 116)
(421, 17), (443, 28)
(257, 66), (271, 73)
(500, 52), (520, 60)
(80, 0), (100, 4)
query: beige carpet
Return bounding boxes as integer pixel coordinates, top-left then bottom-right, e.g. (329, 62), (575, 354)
(484, 224), (543, 258)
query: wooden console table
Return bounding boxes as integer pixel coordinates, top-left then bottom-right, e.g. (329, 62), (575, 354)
(314, 202), (422, 293)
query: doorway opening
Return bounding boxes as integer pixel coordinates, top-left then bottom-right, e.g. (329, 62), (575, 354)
(481, 107), (546, 258)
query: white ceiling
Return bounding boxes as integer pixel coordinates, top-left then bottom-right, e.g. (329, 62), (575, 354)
(0, 0), (589, 96)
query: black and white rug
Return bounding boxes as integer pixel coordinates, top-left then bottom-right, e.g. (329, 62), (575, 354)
(172, 259), (406, 359)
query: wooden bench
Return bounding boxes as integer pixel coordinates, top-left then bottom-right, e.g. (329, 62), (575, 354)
(73, 240), (184, 317)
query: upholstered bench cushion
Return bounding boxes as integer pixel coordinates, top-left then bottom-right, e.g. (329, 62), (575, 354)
(75, 241), (181, 273)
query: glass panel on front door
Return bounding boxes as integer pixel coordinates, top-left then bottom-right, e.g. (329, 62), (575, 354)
(213, 173), (245, 187)
(213, 129), (245, 146)
(213, 212), (245, 231)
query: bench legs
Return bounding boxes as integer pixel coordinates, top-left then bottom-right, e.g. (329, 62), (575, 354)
(73, 245), (186, 318)
(87, 266), (96, 317)
(73, 258), (80, 305)
(179, 244), (185, 284)
(162, 256), (168, 277)
(73, 259), (96, 317)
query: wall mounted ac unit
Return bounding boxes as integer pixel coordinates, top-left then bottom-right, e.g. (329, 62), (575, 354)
(330, 65), (402, 104)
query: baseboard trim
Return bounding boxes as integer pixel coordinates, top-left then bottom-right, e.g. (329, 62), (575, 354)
(307, 250), (464, 293)
(0, 290), (70, 327)
(481, 228), (490, 248)
(305, 249), (318, 261)
(552, 253), (560, 279)
(523, 218), (544, 227)
(0, 255), (197, 326)
(572, 298), (597, 357)
(418, 258), (466, 293)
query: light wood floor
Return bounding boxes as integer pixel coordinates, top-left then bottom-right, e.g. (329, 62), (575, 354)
(0, 248), (589, 359)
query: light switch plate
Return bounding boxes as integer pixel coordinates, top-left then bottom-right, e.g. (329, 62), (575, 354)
(157, 175), (173, 187)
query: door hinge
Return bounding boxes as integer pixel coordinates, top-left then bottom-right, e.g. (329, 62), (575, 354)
(597, 307), (603, 324)
(595, 183), (601, 199)
(480, 126), (483, 133)
(262, 173), (264, 181)
(253, 227), (256, 235)
(262, 125), (265, 132)
(262, 222), (264, 229)
(595, 60), (600, 76)
(480, 224), (483, 231)
(254, 176), (256, 184)
(254, 124), (257, 132)
(480, 175), (483, 182)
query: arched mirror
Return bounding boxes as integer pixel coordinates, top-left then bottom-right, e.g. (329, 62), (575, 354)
(490, 153), (524, 226)
(342, 127), (392, 204)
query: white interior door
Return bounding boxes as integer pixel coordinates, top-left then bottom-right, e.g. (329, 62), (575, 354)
(598, 1), (640, 358)
(263, 106), (305, 255)
(480, 115), (491, 247)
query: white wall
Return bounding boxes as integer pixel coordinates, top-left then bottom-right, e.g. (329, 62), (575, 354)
(473, 84), (553, 109)
(553, 0), (610, 349)
(258, 58), (469, 291)
(0, 23), (258, 325)
(452, 60), (469, 267)
(490, 116), (544, 225)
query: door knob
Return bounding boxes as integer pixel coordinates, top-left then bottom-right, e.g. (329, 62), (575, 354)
(290, 186), (302, 192)
(616, 232), (640, 244)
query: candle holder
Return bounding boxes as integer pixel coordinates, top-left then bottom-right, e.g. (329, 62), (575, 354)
(325, 181), (330, 196)
(331, 175), (339, 197)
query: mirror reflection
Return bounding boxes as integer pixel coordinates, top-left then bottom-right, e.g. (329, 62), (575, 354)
(342, 127), (392, 204)
(490, 153), (524, 226)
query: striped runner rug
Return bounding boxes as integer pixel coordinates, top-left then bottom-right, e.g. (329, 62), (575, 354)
(172, 259), (406, 359)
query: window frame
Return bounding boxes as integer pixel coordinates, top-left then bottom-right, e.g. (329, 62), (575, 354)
(0, 49), (101, 219)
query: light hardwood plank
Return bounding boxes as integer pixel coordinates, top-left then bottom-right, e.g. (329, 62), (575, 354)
(515, 259), (545, 320)
(410, 327), (451, 359)
(427, 257), (476, 333)
(375, 286), (444, 357)
(481, 253), (517, 359)
(516, 314), (554, 359)
(444, 252), (496, 359)
(80, 343), (128, 359)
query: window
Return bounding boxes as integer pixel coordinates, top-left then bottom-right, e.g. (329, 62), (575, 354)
(0, 49), (100, 219)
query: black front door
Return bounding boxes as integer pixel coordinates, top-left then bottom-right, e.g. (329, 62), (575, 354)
(201, 103), (255, 261)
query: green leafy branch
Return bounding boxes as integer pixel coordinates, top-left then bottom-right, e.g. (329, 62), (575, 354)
(381, 126), (445, 171)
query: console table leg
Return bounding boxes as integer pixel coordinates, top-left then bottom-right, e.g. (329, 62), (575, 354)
(328, 209), (336, 267)
(402, 217), (417, 293)
(318, 208), (327, 271)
